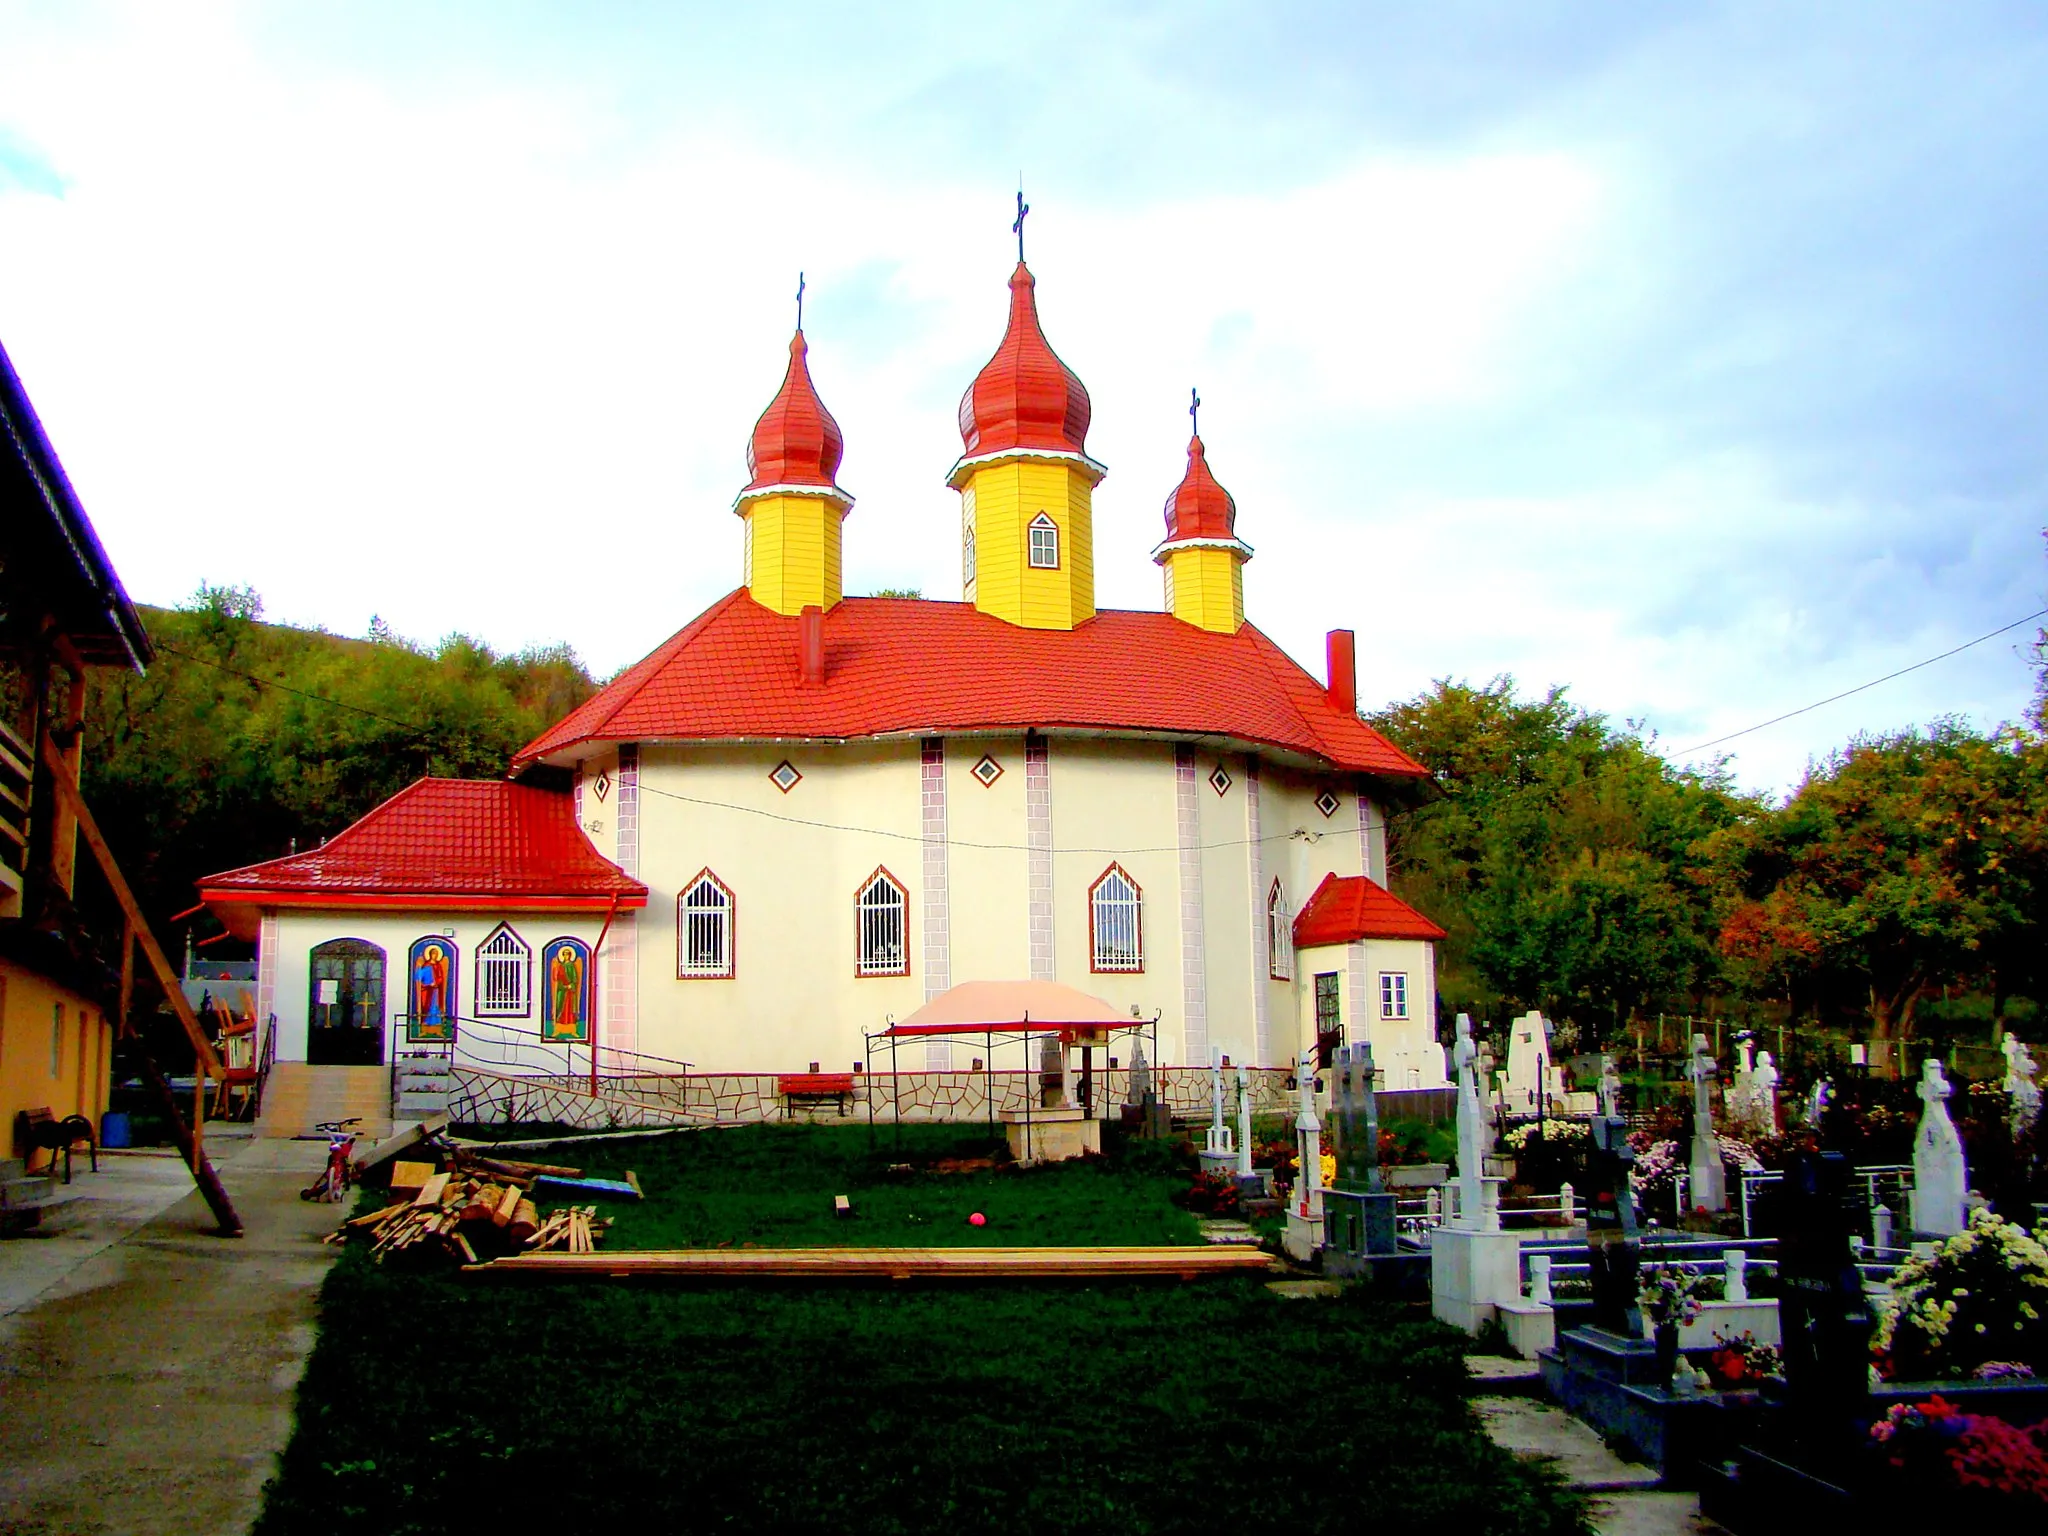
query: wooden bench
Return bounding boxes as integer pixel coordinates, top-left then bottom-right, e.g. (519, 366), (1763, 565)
(15, 1108), (97, 1183)
(777, 1073), (856, 1115)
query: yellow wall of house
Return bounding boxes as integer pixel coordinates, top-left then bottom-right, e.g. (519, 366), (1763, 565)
(959, 459), (1094, 629)
(1163, 546), (1244, 633)
(742, 493), (844, 615)
(0, 961), (112, 1151)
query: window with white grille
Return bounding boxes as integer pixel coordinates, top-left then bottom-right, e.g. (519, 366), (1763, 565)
(855, 869), (909, 976)
(1028, 513), (1060, 570)
(678, 871), (735, 979)
(1268, 880), (1293, 981)
(1380, 971), (1409, 1021)
(475, 924), (532, 1017)
(1089, 865), (1143, 973)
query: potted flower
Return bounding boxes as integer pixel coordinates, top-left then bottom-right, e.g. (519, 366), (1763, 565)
(1638, 1260), (1709, 1387)
(1872, 1209), (2048, 1382)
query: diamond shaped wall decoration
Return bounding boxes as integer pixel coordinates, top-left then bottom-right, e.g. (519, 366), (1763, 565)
(972, 754), (1004, 787)
(1209, 764), (1232, 797)
(1315, 789), (1341, 819)
(592, 771), (611, 803)
(770, 760), (803, 794)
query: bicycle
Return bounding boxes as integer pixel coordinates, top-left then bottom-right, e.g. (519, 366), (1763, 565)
(300, 1118), (364, 1202)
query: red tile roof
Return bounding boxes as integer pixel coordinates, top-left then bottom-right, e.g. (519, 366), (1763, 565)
(198, 780), (646, 933)
(956, 263), (1091, 457)
(513, 591), (1428, 778)
(744, 330), (845, 493)
(1292, 872), (1447, 947)
(1160, 435), (1239, 546)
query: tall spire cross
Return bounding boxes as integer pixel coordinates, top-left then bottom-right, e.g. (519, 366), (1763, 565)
(1189, 387), (1201, 437)
(1013, 188), (1029, 262)
(795, 272), (806, 331)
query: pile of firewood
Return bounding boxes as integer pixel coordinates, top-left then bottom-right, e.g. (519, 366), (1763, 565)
(323, 1145), (612, 1266)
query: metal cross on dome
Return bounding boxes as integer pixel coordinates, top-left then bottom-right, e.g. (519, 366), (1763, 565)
(1013, 188), (1029, 262)
(1190, 387), (1201, 436)
(796, 272), (805, 330)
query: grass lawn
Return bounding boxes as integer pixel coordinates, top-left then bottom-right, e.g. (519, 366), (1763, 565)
(258, 1124), (1584, 1535)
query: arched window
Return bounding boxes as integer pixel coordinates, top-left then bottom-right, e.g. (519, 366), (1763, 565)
(1268, 879), (1293, 982)
(855, 868), (910, 977)
(1089, 865), (1143, 974)
(678, 871), (735, 979)
(406, 936), (459, 1041)
(475, 923), (533, 1017)
(308, 938), (386, 1065)
(1027, 512), (1060, 570)
(541, 937), (593, 1041)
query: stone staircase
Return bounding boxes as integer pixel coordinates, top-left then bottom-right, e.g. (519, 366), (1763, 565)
(254, 1063), (393, 1140)
(0, 1156), (62, 1229)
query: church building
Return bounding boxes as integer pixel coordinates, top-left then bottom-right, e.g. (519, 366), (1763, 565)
(201, 251), (1450, 1104)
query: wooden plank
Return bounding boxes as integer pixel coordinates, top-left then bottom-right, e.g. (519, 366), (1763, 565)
(467, 1246), (1277, 1280)
(388, 1161), (436, 1196)
(358, 1116), (448, 1176)
(39, 734), (223, 1078)
(413, 1172), (450, 1207)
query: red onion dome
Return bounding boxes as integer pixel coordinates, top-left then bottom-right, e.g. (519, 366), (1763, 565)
(1161, 436), (1237, 542)
(956, 263), (1091, 457)
(745, 331), (844, 491)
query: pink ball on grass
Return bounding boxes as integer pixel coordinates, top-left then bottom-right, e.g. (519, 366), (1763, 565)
(968, 1212), (987, 1227)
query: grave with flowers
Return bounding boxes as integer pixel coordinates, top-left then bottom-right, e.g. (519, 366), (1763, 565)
(1700, 1159), (2048, 1528)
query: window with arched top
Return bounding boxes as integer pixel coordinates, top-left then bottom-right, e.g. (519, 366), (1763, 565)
(1268, 879), (1293, 982)
(678, 871), (735, 979)
(855, 868), (910, 977)
(1027, 513), (1060, 570)
(475, 924), (533, 1017)
(1089, 865), (1144, 973)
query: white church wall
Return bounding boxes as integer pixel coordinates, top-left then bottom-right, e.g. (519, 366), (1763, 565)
(1195, 750), (1255, 1065)
(1045, 736), (1182, 1044)
(573, 750), (622, 865)
(943, 733), (1032, 1011)
(631, 738), (924, 1073)
(1290, 941), (1447, 1091)
(267, 908), (614, 1064)
(1256, 762), (1367, 1067)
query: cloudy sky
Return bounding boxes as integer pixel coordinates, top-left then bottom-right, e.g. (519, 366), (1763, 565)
(1, 2), (2041, 794)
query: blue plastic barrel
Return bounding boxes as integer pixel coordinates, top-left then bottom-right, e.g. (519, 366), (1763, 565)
(100, 1111), (131, 1149)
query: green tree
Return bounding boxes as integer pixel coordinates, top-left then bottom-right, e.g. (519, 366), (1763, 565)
(1371, 677), (1751, 1043)
(78, 589), (598, 943)
(1713, 722), (2046, 1055)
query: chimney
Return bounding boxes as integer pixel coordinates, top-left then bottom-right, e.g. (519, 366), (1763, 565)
(1325, 629), (1356, 715)
(798, 604), (825, 685)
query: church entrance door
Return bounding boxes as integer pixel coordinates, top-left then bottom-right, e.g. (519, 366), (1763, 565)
(308, 939), (387, 1066)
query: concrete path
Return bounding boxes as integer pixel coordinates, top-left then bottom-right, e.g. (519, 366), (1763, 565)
(0, 1134), (337, 1536)
(1469, 1357), (1729, 1536)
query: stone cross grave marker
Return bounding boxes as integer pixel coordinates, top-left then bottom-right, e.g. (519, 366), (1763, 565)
(1774, 1150), (1874, 1445)
(1687, 1033), (1727, 1213)
(1909, 1057), (1967, 1237)
(1584, 1101), (1643, 1337)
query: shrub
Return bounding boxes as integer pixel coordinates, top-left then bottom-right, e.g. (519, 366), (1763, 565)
(1873, 1209), (2048, 1380)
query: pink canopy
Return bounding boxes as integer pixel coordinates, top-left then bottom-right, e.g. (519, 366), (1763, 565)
(883, 980), (1128, 1037)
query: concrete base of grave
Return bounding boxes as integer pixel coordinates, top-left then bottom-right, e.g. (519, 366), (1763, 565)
(1001, 1107), (1101, 1166)
(1320, 1187), (1398, 1279)
(1282, 1203), (1321, 1263)
(1680, 1298), (1779, 1349)
(1430, 1225), (1522, 1333)
(1539, 1326), (1743, 1482)
(1496, 1298), (1555, 1359)
(1196, 1149), (1236, 1180)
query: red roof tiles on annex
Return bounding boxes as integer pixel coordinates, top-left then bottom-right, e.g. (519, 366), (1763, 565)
(1291, 872), (1448, 948)
(199, 780), (647, 909)
(513, 591), (1428, 778)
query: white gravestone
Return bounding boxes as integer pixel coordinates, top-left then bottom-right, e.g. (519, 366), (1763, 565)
(1500, 1010), (1569, 1115)
(1205, 1048), (1234, 1155)
(1686, 1034), (1727, 1213)
(1750, 1051), (1779, 1135)
(1234, 1065), (1255, 1183)
(1909, 1057), (1968, 1237)
(1598, 1054), (1622, 1122)
(1283, 1054), (1325, 1261)
(1432, 1012), (1521, 1332)
(2003, 1037), (2041, 1139)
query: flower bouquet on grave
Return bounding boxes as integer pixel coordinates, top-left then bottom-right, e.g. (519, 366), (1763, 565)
(1871, 1209), (2048, 1381)
(1706, 1330), (1781, 1389)
(1637, 1262), (1709, 1328)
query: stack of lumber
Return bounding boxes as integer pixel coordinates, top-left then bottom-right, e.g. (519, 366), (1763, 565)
(323, 1152), (613, 1266)
(468, 1245), (1278, 1281)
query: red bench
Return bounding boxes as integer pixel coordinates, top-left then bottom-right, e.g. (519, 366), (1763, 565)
(777, 1073), (856, 1114)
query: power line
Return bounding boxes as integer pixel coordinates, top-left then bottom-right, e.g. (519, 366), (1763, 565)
(1668, 607), (2048, 757)
(151, 641), (436, 735)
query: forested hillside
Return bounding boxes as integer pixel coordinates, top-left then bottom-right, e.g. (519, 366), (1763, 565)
(79, 584), (596, 941)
